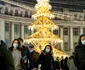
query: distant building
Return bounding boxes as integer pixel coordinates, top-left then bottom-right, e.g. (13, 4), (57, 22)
(0, 0), (85, 54)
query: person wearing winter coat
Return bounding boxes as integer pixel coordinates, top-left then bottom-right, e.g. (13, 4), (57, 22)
(55, 57), (60, 70)
(68, 56), (77, 70)
(74, 34), (85, 70)
(18, 38), (36, 70)
(28, 44), (40, 68)
(0, 40), (15, 70)
(62, 57), (69, 70)
(9, 39), (23, 70)
(38, 45), (56, 70)
(60, 56), (64, 70)
(9, 38), (36, 70)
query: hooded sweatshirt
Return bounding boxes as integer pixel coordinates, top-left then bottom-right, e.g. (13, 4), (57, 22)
(0, 40), (15, 70)
(74, 34), (85, 70)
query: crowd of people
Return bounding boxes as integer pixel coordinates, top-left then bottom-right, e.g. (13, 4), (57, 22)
(1, 34), (85, 70)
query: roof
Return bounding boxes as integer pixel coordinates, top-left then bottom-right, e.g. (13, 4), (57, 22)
(10, 0), (85, 12)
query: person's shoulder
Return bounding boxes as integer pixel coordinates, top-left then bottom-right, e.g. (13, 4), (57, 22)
(23, 45), (28, 50)
(8, 47), (13, 51)
(2, 49), (12, 57)
(75, 45), (80, 49)
(5, 49), (12, 53)
(23, 45), (30, 52)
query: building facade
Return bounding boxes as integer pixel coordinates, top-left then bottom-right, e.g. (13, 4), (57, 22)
(0, 0), (85, 54)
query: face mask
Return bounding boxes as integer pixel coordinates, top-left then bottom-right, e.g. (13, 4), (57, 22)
(13, 43), (18, 48)
(30, 50), (34, 52)
(45, 49), (50, 53)
(81, 40), (85, 45)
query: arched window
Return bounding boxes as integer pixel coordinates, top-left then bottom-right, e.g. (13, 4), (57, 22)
(84, 15), (85, 20)
(24, 11), (28, 17)
(5, 7), (9, 15)
(15, 9), (18, 16)
(9, 9), (13, 15)
(19, 11), (23, 17)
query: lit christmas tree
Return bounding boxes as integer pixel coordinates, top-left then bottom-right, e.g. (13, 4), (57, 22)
(25, 0), (68, 58)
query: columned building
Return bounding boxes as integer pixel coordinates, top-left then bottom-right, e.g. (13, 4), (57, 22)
(0, 0), (85, 54)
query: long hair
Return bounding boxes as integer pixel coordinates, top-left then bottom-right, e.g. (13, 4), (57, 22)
(9, 39), (20, 51)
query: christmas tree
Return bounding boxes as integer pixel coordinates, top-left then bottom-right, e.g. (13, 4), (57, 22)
(25, 0), (68, 58)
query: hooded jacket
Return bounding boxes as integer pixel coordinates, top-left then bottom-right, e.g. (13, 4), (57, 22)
(0, 40), (15, 70)
(38, 48), (56, 70)
(74, 34), (85, 70)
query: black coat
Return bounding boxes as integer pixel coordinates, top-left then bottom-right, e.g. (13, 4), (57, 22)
(9, 46), (35, 70)
(38, 51), (56, 70)
(74, 45), (85, 70)
(0, 40), (15, 70)
(74, 34), (85, 70)
(21, 46), (35, 70)
(55, 61), (60, 70)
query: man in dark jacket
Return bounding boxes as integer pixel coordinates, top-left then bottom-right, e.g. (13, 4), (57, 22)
(28, 44), (40, 68)
(18, 38), (36, 70)
(0, 40), (15, 70)
(74, 34), (85, 70)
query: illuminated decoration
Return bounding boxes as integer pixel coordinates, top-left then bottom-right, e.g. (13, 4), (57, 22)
(36, 0), (51, 10)
(24, 0), (69, 58)
(25, 27), (62, 44)
(28, 40), (69, 59)
(29, 16), (58, 30)
(32, 0), (54, 19)
(32, 7), (55, 19)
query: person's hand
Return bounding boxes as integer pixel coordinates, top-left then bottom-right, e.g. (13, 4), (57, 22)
(31, 68), (37, 70)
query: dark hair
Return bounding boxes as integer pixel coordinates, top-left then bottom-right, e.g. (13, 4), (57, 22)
(9, 39), (20, 51)
(18, 38), (23, 42)
(28, 43), (34, 48)
(44, 45), (52, 53)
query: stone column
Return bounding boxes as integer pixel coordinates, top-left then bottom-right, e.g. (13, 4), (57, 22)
(70, 27), (74, 53)
(80, 27), (83, 35)
(31, 28), (34, 34)
(0, 18), (5, 41)
(12, 8), (15, 16)
(1, 7), (5, 14)
(21, 24), (24, 39)
(22, 10), (25, 17)
(60, 26), (64, 51)
(51, 28), (53, 33)
(11, 23), (14, 41)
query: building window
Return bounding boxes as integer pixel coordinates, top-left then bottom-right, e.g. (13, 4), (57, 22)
(83, 28), (85, 34)
(15, 9), (18, 16)
(24, 11), (28, 17)
(63, 28), (68, 35)
(64, 42), (70, 51)
(5, 7), (9, 15)
(19, 11), (23, 17)
(79, 15), (82, 18)
(84, 15), (85, 18)
(73, 28), (78, 36)
(74, 14), (77, 17)
(14, 24), (19, 34)
(10, 9), (13, 15)
(24, 25), (28, 33)
(53, 29), (58, 35)
(5, 23), (9, 32)
(0, 8), (2, 14)
(34, 29), (36, 33)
